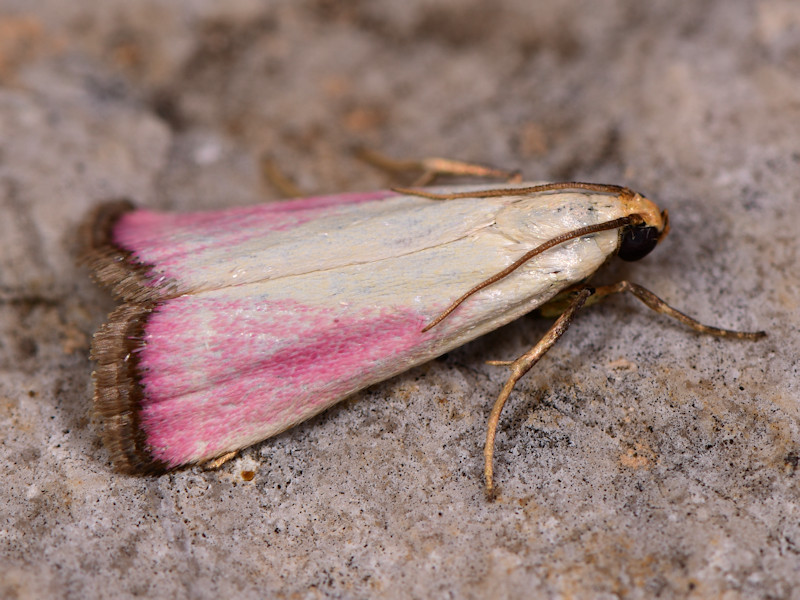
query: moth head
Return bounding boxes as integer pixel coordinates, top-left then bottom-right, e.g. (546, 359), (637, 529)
(617, 192), (669, 262)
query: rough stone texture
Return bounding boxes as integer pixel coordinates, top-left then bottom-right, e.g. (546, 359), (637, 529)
(1, 1), (798, 598)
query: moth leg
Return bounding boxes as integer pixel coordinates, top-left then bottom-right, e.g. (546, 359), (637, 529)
(260, 155), (305, 198)
(354, 147), (522, 186)
(203, 451), (238, 470)
(592, 281), (766, 340)
(484, 286), (594, 500)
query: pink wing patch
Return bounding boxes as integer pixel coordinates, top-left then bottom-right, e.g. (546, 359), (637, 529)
(138, 294), (437, 467)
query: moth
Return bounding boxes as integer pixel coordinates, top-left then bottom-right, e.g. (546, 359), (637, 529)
(82, 156), (764, 497)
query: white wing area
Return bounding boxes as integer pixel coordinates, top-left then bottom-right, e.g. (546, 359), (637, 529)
(116, 186), (627, 297)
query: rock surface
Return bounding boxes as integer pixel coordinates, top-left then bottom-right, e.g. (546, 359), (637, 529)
(1, 1), (798, 598)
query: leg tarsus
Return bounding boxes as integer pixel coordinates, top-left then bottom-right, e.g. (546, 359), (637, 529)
(484, 287), (593, 500)
(203, 451), (238, 470)
(593, 281), (766, 339)
(260, 154), (304, 198)
(354, 147), (521, 186)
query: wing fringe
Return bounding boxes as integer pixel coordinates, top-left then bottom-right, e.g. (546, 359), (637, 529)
(90, 302), (170, 474)
(78, 199), (179, 303)
(81, 199), (170, 473)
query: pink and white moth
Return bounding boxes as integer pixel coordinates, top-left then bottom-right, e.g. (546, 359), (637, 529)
(82, 171), (764, 497)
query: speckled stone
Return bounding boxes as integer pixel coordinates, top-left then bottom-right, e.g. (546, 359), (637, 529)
(1, 1), (798, 598)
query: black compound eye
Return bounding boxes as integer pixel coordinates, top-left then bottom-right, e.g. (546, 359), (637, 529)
(618, 225), (660, 262)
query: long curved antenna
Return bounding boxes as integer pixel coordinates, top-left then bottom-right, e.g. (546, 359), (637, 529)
(394, 181), (632, 200)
